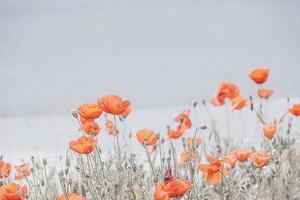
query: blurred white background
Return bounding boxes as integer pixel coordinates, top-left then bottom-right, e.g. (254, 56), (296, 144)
(0, 0), (300, 162)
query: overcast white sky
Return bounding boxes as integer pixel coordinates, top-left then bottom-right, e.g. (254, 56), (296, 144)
(1, 0), (300, 117)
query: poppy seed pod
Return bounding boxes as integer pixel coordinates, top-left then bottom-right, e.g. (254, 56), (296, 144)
(192, 100), (198, 107)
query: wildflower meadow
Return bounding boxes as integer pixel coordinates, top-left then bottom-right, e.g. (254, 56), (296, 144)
(0, 68), (300, 200)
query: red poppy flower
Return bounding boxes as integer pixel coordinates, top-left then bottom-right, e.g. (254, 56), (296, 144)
(69, 136), (97, 154)
(136, 129), (158, 145)
(78, 103), (102, 120)
(0, 183), (27, 200)
(249, 68), (269, 84)
(154, 184), (170, 200)
(15, 163), (31, 180)
(257, 88), (273, 99)
(83, 121), (101, 136)
(0, 160), (11, 179)
(263, 123), (276, 139)
(162, 178), (192, 198)
(97, 95), (130, 115)
(289, 104), (300, 117)
(251, 151), (270, 167)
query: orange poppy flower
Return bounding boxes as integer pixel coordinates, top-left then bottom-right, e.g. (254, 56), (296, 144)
(162, 178), (192, 198)
(78, 103), (102, 120)
(181, 151), (199, 164)
(235, 150), (252, 162)
(184, 136), (201, 150)
(0, 160), (11, 179)
(154, 184), (169, 200)
(121, 100), (132, 117)
(83, 121), (101, 136)
(232, 96), (250, 110)
(289, 104), (300, 117)
(97, 95), (130, 115)
(57, 193), (87, 200)
(174, 109), (191, 122)
(263, 123), (276, 139)
(15, 163), (31, 180)
(69, 136), (97, 154)
(181, 118), (192, 129)
(251, 151), (270, 167)
(136, 129), (158, 145)
(168, 124), (186, 139)
(0, 183), (27, 200)
(206, 155), (218, 163)
(249, 68), (269, 84)
(211, 93), (226, 106)
(199, 159), (228, 185)
(79, 116), (91, 126)
(257, 88), (273, 99)
(211, 82), (240, 106)
(174, 109), (192, 129)
(105, 119), (118, 136)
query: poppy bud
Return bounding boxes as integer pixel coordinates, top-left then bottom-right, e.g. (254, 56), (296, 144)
(167, 157), (171, 164)
(71, 109), (78, 118)
(65, 167), (69, 175)
(182, 138), (186, 148)
(41, 178), (45, 186)
(58, 171), (64, 178)
(65, 158), (70, 167)
(153, 176), (158, 183)
(42, 158), (47, 166)
(192, 100), (198, 107)
(200, 125), (207, 130)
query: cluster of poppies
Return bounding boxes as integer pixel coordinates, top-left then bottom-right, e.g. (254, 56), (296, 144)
(135, 110), (196, 199)
(69, 95), (131, 155)
(1, 67), (300, 200)
(199, 150), (271, 185)
(0, 162), (31, 200)
(53, 95), (131, 200)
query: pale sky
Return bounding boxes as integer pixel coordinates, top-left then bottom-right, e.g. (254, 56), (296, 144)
(1, 0), (300, 117)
